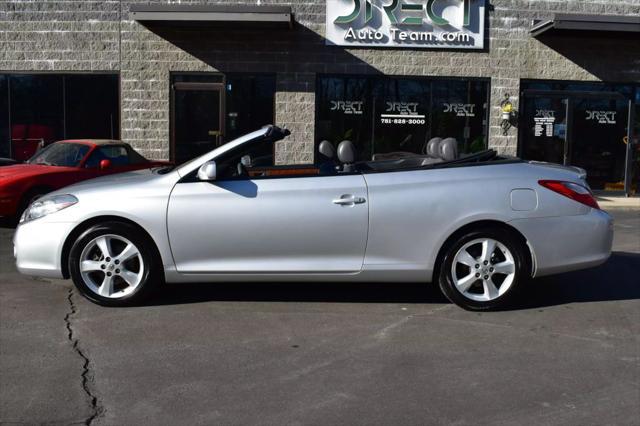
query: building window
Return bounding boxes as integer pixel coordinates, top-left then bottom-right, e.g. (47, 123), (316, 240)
(170, 73), (275, 164)
(0, 73), (119, 161)
(316, 75), (489, 161)
(520, 80), (639, 191)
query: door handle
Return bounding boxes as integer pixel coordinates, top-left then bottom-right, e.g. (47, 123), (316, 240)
(333, 195), (366, 206)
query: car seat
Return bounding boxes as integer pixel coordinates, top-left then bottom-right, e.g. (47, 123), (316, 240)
(337, 140), (356, 173)
(439, 138), (459, 161)
(426, 138), (442, 158)
(318, 140), (337, 174)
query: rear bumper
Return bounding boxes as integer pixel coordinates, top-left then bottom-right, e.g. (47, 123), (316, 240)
(13, 220), (74, 279)
(510, 209), (614, 278)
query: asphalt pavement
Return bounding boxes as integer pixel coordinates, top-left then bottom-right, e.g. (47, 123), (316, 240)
(1, 209), (638, 425)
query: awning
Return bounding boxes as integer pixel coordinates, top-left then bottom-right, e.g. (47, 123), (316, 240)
(130, 4), (293, 29)
(531, 13), (640, 38)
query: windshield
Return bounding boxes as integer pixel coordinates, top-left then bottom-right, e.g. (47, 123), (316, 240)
(28, 143), (91, 167)
(175, 128), (269, 174)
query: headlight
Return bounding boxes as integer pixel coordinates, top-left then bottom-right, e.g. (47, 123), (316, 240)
(20, 194), (78, 224)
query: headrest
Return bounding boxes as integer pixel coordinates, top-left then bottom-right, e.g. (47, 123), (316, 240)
(439, 138), (459, 161)
(318, 140), (336, 161)
(337, 140), (356, 164)
(426, 138), (442, 158)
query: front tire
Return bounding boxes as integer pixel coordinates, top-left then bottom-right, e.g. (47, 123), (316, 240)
(438, 228), (528, 311)
(69, 222), (160, 306)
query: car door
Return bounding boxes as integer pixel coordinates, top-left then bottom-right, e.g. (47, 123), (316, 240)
(167, 173), (369, 274)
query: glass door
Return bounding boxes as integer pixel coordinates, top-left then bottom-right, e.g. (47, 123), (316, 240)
(520, 96), (569, 166)
(172, 82), (224, 164)
(521, 92), (631, 191)
(570, 97), (629, 190)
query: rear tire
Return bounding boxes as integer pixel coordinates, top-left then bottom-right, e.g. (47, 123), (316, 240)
(438, 228), (528, 311)
(69, 221), (161, 307)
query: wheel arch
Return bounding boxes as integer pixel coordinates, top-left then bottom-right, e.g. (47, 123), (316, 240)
(61, 215), (164, 280)
(433, 220), (536, 281)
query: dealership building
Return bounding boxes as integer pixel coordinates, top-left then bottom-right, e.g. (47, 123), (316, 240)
(1, 0), (639, 191)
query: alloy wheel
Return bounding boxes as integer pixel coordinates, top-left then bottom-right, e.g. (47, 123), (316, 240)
(79, 234), (145, 299)
(450, 238), (516, 302)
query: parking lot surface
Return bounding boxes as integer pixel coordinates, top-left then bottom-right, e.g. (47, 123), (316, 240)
(1, 209), (638, 425)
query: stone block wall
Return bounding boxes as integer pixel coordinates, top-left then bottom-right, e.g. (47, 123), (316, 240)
(1, 0), (639, 161)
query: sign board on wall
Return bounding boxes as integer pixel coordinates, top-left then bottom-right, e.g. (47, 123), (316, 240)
(326, 0), (486, 50)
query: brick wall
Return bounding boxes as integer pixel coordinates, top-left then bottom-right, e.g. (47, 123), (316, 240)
(1, 0), (639, 161)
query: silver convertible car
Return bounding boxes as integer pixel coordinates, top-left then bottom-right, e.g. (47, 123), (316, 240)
(13, 126), (613, 310)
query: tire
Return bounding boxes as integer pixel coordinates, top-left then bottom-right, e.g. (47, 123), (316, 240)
(438, 227), (528, 311)
(68, 221), (161, 307)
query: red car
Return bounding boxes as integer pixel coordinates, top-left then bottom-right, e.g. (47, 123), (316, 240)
(0, 140), (171, 220)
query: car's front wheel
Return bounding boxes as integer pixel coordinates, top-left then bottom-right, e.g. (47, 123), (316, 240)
(69, 222), (160, 306)
(438, 228), (528, 311)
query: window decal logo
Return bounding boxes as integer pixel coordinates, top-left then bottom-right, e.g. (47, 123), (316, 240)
(331, 100), (364, 115)
(586, 110), (617, 125)
(381, 102), (425, 125)
(444, 103), (476, 117)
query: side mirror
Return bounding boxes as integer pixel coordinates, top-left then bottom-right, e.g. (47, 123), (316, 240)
(99, 159), (112, 170)
(197, 160), (217, 181)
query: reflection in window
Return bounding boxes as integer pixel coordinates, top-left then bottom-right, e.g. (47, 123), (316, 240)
(0, 73), (120, 161)
(9, 74), (64, 161)
(226, 75), (276, 141)
(65, 75), (119, 140)
(316, 75), (489, 162)
(316, 77), (370, 161)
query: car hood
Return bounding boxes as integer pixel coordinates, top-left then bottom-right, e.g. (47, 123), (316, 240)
(52, 168), (175, 197)
(0, 164), (76, 181)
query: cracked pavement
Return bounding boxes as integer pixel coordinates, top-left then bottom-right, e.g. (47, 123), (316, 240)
(1, 209), (639, 425)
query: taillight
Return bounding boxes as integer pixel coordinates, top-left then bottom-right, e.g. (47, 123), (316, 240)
(538, 180), (600, 210)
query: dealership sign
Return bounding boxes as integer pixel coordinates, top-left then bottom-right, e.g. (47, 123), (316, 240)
(326, 0), (486, 49)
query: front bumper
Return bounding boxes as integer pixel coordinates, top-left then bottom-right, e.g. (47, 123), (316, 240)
(13, 219), (75, 279)
(510, 209), (614, 278)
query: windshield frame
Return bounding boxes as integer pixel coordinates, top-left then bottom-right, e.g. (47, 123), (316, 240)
(176, 126), (289, 177)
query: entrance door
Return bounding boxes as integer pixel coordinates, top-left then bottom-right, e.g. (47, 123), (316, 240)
(521, 91), (630, 190)
(172, 82), (224, 164)
(570, 97), (628, 190)
(521, 96), (569, 166)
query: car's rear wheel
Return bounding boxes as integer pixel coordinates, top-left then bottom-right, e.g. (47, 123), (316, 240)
(69, 222), (160, 306)
(438, 228), (528, 311)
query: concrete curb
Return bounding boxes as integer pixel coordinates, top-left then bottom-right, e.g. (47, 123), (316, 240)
(597, 196), (640, 210)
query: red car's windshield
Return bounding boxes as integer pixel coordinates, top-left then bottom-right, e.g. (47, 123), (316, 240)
(28, 143), (90, 167)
